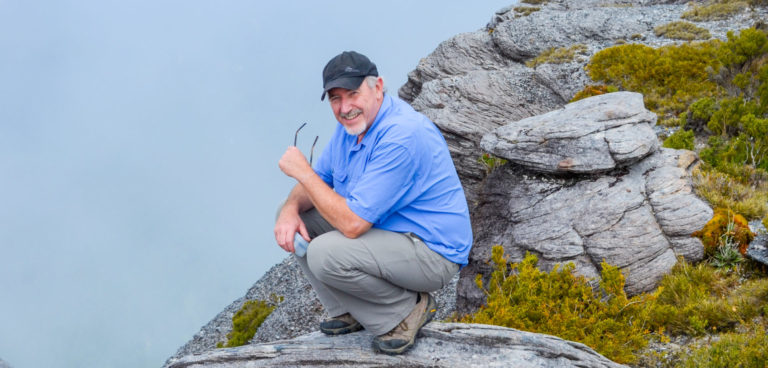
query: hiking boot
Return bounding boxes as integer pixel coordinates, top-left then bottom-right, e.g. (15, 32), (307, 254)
(319, 313), (363, 335)
(372, 292), (436, 355)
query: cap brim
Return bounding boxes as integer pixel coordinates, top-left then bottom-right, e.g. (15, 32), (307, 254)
(320, 76), (366, 101)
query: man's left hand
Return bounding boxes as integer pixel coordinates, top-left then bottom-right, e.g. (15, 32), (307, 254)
(279, 146), (314, 182)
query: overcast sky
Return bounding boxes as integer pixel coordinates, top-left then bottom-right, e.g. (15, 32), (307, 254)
(0, 1), (518, 367)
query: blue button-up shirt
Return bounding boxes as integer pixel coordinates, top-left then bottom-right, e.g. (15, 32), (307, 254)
(314, 93), (472, 265)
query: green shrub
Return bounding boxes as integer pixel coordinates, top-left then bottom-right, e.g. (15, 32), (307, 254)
(526, 44), (587, 68)
(586, 42), (722, 119)
(654, 21), (712, 41)
(521, 0), (548, 4)
(663, 128), (695, 150)
(678, 324), (768, 368)
(461, 246), (657, 364)
(218, 297), (279, 348)
(681, 1), (748, 22)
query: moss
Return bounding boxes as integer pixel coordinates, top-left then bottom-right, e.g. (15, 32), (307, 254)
(681, 1), (749, 22)
(570, 84), (618, 102)
(663, 128), (695, 150)
(693, 207), (754, 256)
(514, 6), (540, 17)
(654, 21), (711, 41)
(630, 33), (644, 40)
(521, 0), (548, 4)
(219, 296), (280, 348)
(526, 44), (587, 68)
(461, 246), (657, 364)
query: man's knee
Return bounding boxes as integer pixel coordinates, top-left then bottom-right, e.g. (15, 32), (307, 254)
(306, 231), (362, 283)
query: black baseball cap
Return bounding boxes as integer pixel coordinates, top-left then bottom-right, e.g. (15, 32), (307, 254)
(321, 51), (378, 101)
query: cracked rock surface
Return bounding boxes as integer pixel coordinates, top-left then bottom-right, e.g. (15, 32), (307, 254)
(165, 323), (626, 368)
(460, 144), (712, 314)
(481, 92), (658, 174)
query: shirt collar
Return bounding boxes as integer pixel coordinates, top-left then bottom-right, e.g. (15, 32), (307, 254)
(357, 93), (392, 148)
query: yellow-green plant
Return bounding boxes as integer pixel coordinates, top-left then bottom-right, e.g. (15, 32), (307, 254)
(514, 6), (540, 17)
(647, 259), (768, 336)
(692, 168), (768, 219)
(693, 207), (754, 255)
(654, 21), (711, 41)
(461, 246), (657, 364)
(681, 1), (749, 22)
(526, 44), (587, 68)
(521, 0), (548, 4)
(677, 323), (768, 368)
(218, 296), (280, 348)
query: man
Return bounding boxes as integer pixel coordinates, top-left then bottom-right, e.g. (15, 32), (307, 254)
(275, 50), (472, 355)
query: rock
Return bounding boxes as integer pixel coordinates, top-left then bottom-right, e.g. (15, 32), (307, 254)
(747, 220), (768, 267)
(481, 92), (658, 174)
(164, 323), (626, 368)
(167, 257), (460, 363)
(460, 146), (712, 314)
(400, 0), (767, 209)
(0, 358), (12, 368)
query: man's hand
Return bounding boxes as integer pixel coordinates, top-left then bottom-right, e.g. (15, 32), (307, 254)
(279, 146), (314, 182)
(274, 204), (311, 253)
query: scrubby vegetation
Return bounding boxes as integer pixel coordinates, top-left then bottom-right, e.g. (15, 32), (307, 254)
(217, 296), (280, 348)
(662, 128), (695, 150)
(514, 6), (540, 17)
(521, 0), (548, 4)
(676, 323), (768, 368)
(681, 1), (749, 22)
(654, 21), (712, 41)
(582, 26), (768, 221)
(526, 44), (587, 68)
(461, 246), (657, 364)
(462, 246), (768, 365)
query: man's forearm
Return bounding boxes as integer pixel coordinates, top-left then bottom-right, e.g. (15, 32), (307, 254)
(296, 172), (371, 238)
(280, 184), (316, 220)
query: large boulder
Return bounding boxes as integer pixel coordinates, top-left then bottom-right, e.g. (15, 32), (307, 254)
(459, 94), (712, 314)
(165, 323), (626, 368)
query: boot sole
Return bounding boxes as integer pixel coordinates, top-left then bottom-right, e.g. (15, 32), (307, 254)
(320, 322), (363, 336)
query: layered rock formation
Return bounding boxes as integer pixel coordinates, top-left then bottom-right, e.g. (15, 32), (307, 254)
(166, 323), (626, 368)
(168, 0), (765, 365)
(460, 92), (711, 313)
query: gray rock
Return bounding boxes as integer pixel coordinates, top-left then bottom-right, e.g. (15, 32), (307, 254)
(0, 358), (12, 368)
(167, 257), (460, 364)
(164, 323), (626, 368)
(400, 0), (766, 209)
(481, 92), (658, 174)
(460, 147), (711, 314)
(747, 220), (768, 267)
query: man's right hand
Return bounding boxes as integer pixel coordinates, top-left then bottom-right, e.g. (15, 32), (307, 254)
(274, 206), (311, 254)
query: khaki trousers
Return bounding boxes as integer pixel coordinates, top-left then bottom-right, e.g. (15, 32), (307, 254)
(291, 208), (458, 335)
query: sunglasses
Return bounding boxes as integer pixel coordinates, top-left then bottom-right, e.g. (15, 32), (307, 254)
(294, 122), (319, 166)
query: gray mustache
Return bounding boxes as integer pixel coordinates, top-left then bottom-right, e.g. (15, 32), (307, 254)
(340, 109), (362, 120)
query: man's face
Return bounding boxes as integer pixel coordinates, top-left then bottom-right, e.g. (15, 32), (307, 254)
(327, 77), (383, 137)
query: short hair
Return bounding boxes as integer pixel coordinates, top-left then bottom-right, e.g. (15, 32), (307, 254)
(364, 75), (387, 93)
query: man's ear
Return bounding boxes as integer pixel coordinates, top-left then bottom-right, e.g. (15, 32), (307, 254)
(375, 77), (384, 98)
